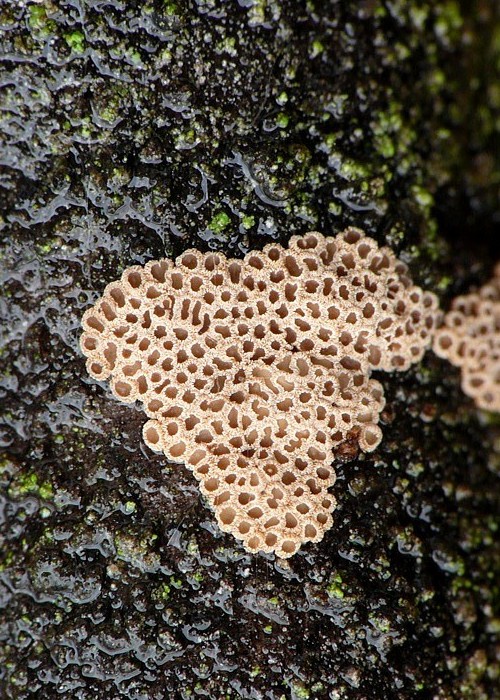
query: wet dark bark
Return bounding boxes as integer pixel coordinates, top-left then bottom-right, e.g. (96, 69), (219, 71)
(0, 1), (498, 698)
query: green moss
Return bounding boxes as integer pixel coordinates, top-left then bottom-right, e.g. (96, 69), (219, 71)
(64, 30), (85, 54)
(310, 684), (325, 695)
(0, 550), (14, 572)
(8, 472), (54, 501)
(217, 36), (237, 55)
(38, 481), (54, 500)
(406, 461), (425, 478)
(369, 613), (392, 634)
(276, 112), (289, 129)
(209, 211), (231, 234)
(310, 39), (324, 58)
(375, 133), (396, 159)
(28, 6), (56, 37)
(434, 1), (463, 41)
(156, 583), (171, 600)
(337, 157), (374, 183)
(290, 681), (310, 699)
(411, 185), (434, 209)
(328, 201), (342, 216)
(79, 118), (92, 139)
(247, 0), (266, 26)
(36, 238), (60, 255)
(173, 127), (198, 149)
(327, 573), (345, 599)
(98, 105), (119, 124)
(371, 99), (419, 167)
(241, 214), (255, 230)
(128, 49), (142, 64)
(409, 6), (429, 29)
(436, 275), (453, 292)
(276, 91), (288, 106)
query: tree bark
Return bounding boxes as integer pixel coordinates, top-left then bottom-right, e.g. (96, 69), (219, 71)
(0, 1), (498, 698)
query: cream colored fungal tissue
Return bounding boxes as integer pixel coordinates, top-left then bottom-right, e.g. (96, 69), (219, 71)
(433, 263), (500, 412)
(80, 229), (440, 558)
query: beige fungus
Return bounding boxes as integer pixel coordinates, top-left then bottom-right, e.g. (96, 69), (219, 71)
(81, 228), (440, 557)
(433, 263), (500, 411)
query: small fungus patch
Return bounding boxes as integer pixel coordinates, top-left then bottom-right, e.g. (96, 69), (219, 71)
(433, 263), (500, 411)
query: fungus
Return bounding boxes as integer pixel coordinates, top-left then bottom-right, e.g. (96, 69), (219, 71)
(433, 263), (500, 411)
(81, 228), (440, 557)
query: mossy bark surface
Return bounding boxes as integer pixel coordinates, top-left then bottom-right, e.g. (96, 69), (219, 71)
(0, 1), (498, 698)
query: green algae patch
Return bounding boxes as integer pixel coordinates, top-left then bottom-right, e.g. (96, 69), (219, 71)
(162, 0), (178, 17)
(0, 550), (14, 572)
(289, 681), (310, 699)
(28, 5), (56, 37)
(209, 211), (231, 234)
(276, 113), (289, 129)
(122, 500), (136, 514)
(154, 583), (171, 602)
(327, 572), (345, 600)
(241, 214), (256, 230)
(7, 472), (54, 501)
(64, 30), (85, 54)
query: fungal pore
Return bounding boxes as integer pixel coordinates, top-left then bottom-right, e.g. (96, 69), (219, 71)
(81, 229), (440, 557)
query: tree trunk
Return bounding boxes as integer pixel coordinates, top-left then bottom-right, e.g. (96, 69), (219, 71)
(0, 1), (498, 698)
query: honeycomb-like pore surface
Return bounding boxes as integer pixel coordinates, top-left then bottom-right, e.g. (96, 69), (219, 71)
(433, 264), (500, 411)
(80, 228), (439, 557)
